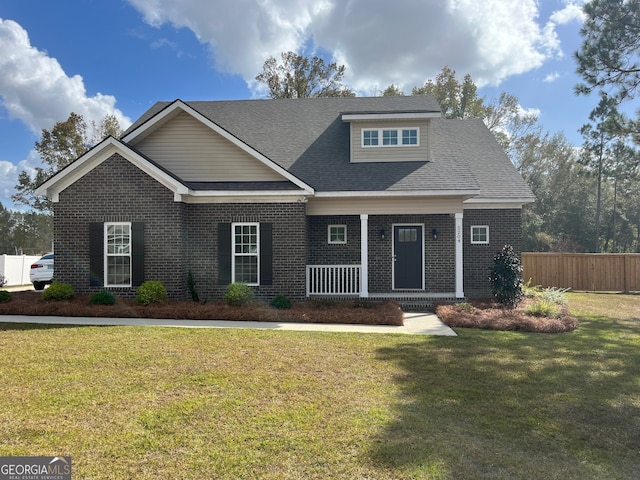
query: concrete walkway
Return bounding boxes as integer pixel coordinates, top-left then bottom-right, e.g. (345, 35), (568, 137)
(0, 312), (457, 336)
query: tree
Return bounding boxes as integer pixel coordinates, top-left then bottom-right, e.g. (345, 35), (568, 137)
(575, 0), (640, 102)
(489, 245), (523, 308)
(255, 51), (355, 99)
(381, 84), (404, 96)
(412, 66), (485, 119)
(12, 112), (122, 213)
(579, 93), (634, 252)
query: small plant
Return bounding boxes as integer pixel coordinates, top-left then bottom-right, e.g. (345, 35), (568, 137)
(311, 298), (338, 309)
(454, 302), (474, 313)
(136, 281), (168, 305)
(0, 290), (11, 303)
(271, 294), (292, 309)
(42, 281), (75, 301)
(223, 283), (253, 307)
(525, 299), (561, 318)
(540, 286), (569, 305)
(489, 245), (524, 308)
(522, 278), (540, 298)
(90, 289), (116, 305)
(187, 270), (199, 303)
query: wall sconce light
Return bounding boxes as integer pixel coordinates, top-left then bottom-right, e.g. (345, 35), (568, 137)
(432, 228), (438, 240)
(380, 229), (386, 240)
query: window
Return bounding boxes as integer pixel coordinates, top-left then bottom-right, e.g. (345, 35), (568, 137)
(233, 223), (259, 284)
(382, 129), (398, 145)
(471, 225), (489, 244)
(398, 227), (418, 242)
(105, 222), (131, 286)
(362, 128), (419, 147)
(328, 225), (347, 244)
(402, 129), (418, 145)
(363, 130), (378, 146)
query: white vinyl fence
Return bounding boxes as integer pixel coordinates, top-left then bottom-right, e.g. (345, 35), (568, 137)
(0, 255), (41, 287)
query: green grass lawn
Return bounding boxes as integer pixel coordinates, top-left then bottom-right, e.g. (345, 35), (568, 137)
(1, 292), (638, 479)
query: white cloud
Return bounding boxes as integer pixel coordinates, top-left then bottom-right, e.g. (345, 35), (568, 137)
(0, 18), (131, 134)
(544, 72), (561, 83)
(127, 0), (568, 93)
(0, 150), (40, 210)
(550, 2), (587, 25)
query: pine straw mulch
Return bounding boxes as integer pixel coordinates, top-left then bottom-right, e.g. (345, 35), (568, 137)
(0, 291), (404, 326)
(435, 298), (579, 333)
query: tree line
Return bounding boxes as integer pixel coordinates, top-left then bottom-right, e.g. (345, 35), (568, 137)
(2, 0), (638, 254)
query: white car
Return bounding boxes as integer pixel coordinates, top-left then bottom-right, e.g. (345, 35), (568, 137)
(30, 253), (54, 290)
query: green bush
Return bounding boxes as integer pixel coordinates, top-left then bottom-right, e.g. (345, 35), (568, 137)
(540, 287), (569, 305)
(454, 302), (474, 313)
(525, 299), (561, 318)
(223, 283), (253, 307)
(489, 245), (524, 308)
(136, 281), (168, 305)
(90, 290), (116, 305)
(271, 294), (292, 309)
(42, 281), (75, 301)
(0, 290), (11, 303)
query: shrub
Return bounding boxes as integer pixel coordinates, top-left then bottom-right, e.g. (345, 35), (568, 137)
(223, 283), (253, 307)
(0, 290), (11, 303)
(136, 281), (168, 305)
(42, 281), (75, 301)
(454, 302), (474, 313)
(540, 287), (569, 305)
(489, 245), (523, 308)
(525, 299), (561, 318)
(271, 294), (292, 309)
(90, 290), (116, 305)
(187, 270), (199, 303)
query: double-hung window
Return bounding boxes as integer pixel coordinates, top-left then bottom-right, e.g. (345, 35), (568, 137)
(105, 222), (131, 286)
(328, 225), (347, 244)
(233, 223), (259, 285)
(362, 128), (419, 147)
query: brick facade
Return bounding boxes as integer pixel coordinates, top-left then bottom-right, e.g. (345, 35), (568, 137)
(54, 154), (523, 302)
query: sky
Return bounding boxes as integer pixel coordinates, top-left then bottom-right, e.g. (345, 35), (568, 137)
(0, 0), (593, 211)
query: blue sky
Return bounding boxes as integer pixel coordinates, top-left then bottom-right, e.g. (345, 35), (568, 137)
(0, 0), (594, 210)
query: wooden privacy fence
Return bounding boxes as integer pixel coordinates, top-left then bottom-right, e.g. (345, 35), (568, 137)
(522, 253), (640, 292)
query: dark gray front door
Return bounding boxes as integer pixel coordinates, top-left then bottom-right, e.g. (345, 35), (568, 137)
(393, 225), (423, 289)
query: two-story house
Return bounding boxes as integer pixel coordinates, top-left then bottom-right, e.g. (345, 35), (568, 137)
(36, 96), (534, 302)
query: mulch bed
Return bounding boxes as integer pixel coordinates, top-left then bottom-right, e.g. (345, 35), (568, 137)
(435, 299), (579, 333)
(0, 291), (404, 326)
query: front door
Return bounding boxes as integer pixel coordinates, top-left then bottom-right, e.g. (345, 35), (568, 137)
(393, 225), (424, 289)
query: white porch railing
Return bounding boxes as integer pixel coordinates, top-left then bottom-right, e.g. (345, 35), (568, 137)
(306, 265), (361, 296)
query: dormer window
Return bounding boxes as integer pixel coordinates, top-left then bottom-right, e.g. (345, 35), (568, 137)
(362, 128), (419, 147)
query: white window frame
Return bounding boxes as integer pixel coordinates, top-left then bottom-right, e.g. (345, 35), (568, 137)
(471, 225), (490, 245)
(104, 222), (132, 287)
(232, 222), (260, 285)
(362, 128), (419, 148)
(328, 224), (347, 244)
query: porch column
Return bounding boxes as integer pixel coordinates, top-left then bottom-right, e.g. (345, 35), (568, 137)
(360, 214), (369, 298)
(455, 212), (464, 298)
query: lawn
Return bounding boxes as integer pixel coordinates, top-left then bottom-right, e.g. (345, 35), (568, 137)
(0, 292), (638, 479)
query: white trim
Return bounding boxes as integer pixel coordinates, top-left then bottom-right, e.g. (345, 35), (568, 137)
(455, 213), (464, 299)
(231, 222), (260, 286)
(104, 222), (132, 288)
(122, 100), (314, 195)
(360, 214), (369, 298)
(328, 224), (347, 244)
(342, 112), (441, 121)
(464, 198), (534, 209)
(361, 127), (420, 148)
(392, 223), (425, 291)
(470, 225), (490, 245)
(314, 190), (480, 198)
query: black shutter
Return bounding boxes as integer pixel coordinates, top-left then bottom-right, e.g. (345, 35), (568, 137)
(218, 223), (232, 285)
(260, 223), (273, 286)
(89, 223), (104, 286)
(132, 222), (145, 287)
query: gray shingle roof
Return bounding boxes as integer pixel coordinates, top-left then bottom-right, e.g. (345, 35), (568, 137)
(125, 96), (533, 201)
